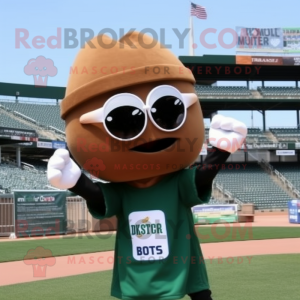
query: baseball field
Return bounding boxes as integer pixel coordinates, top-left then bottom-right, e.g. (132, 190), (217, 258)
(0, 215), (299, 300)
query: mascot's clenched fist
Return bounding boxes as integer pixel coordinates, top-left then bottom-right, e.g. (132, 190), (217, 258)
(48, 32), (247, 300)
(209, 114), (247, 153)
(47, 149), (80, 189)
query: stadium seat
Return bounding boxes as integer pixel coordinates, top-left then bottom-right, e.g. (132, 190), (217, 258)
(269, 127), (300, 142)
(195, 85), (252, 97)
(258, 87), (300, 97)
(0, 102), (65, 132)
(214, 163), (290, 209)
(0, 161), (50, 192)
(271, 162), (300, 192)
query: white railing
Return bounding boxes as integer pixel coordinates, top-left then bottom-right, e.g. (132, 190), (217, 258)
(0, 98), (60, 106)
(21, 162), (37, 172)
(1, 106), (64, 139)
(261, 159), (300, 198)
(44, 185), (61, 190)
(213, 182), (244, 206)
(21, 162), (34, 168)
(13, 111), (37, 124)
(49, 126), (65, 136)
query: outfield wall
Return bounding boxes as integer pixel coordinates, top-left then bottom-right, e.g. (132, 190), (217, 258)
(0, 194), (117, 237)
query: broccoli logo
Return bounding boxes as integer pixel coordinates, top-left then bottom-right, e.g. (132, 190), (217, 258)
(24, 56), (57, 86)
(23, 246), (56, 277)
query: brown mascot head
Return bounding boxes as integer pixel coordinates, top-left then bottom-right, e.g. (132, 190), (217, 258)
(61, 31), (205, 183)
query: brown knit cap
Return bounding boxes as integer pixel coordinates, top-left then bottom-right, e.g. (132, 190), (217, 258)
(61, 31), (195, 119)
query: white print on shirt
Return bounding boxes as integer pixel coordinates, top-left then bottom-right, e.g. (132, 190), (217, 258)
(129, 210), (169, 261)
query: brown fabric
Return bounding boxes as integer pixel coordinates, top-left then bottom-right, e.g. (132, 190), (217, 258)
(61, 31), (195, 119)
(64, 80), (205, 183)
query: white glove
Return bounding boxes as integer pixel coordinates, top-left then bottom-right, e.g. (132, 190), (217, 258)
(47, 149), (81, 189)
(209, 114), (247, 153)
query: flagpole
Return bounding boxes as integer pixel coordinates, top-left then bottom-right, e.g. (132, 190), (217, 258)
(189, 15), (195, 56)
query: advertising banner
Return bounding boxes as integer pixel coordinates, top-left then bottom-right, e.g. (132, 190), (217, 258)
(236, 26), (300, 65)
(236, 55), (300, 66)
(276, 150), (295, 156)
(11, 141), (37, 148)
(1, 139), (66, 149)
(0, 127), (38, 141)
(14, 190), (67, 237)
(52, 141), (66, 149)
(236, 27), (283, 50)
(240, 142), (294, 150)
(36, 139), (66, 149)
(37, 140), (53, 149)
(192, 204), (238, 224)
(288, 200), (300, 224)
(283, 28), (300, 53)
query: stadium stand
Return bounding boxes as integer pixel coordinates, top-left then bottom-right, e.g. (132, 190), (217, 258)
(246, 128), (272, 143)
(195, 85), (252, 97)
(21, 158), (48, 172)
(258, 87), (300, 97)
(271, 162), (300, 192)
(205, 127), (272, 143)
(0, 110), (53, 139)
(269, 127), (300, 141)
(214, 163), (291, 209)
(1, 84), (299, 210)
(0, 162), (50, 192)
(0, 102), (65, 132)
(0, 111), (38, 131)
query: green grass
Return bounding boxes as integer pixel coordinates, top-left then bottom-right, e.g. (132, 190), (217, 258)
(195, 225), (300, 243)
(0, 254), (299, 300)
(1, 226), (299, 263)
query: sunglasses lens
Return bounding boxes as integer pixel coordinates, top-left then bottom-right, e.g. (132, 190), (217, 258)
(105, 106), (145, 140)
(150, 96), (185, 130)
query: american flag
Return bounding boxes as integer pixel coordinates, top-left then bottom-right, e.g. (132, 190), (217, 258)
(191, 2), (207, 20)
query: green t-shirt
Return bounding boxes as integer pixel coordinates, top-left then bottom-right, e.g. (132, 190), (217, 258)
(87, 167), (212, 300)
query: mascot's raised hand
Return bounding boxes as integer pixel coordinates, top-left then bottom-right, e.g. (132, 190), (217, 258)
(47, 149), (81, 189)
(209, 114), (247, 153)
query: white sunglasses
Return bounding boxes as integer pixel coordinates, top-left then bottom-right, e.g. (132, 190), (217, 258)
(80, 85), (198, 141)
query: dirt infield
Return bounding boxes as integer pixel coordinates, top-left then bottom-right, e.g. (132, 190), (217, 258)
(0, 238), (299, 287)
(0, 214), (299, 287)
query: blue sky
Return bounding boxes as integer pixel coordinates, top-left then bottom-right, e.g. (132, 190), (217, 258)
(0, 0), (299, 128)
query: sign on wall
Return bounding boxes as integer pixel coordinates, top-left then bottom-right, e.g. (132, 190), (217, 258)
(191, 204), (238, 224)
(236, 26), (300, 65)
(276, 150), (295, 156)
(0, 127), (38, 141)
(236, 27), (283, 51)
(288, 200), (300, 224)
(14, 190), (67, 237)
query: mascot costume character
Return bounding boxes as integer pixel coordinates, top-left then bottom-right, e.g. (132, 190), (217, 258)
(47, 32), (247, 300)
